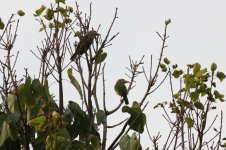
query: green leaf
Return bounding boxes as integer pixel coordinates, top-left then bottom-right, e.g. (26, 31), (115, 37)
(67, 68), (83, 99)
(172, 69), (183, 78)
(88, 135), (100, 149)
(173, 93), (180, 99)
(96, 110), (106, 125)
(165, 19), (171, 25)
(160, 63), (166, 69)
(172, 64), (178, 69)
(28, 115), (46, 127)
(193, 63), (201, 75)
(163, 57), (170, 65)
(196, 68), (207, 78)
(211, 63), (217, 72)
(160, 63), (167, 72)
(122, 101), (146, 133)
(194, 101), (204, 110)
(171, 106), (180, 113)
(0, 18), (5, 30)
(67, 6), (73, 13)
(56, 7), (67, 17)
(17, 10), (25, 16)
(216, 71), (225, 82)
(64, 18), (72, 24)
(44, 9), (54, 21)
(34, 5), (46, 16)
(68, 101), (93, 137)
(119, 133), (141, 150)
(74, 32), (81, 38)
(185, 117), (194, 128)
(68, 101), (85, 117)
(95, 52), (107, 64)
(56, 0), (66, 3)
(214, 90), (225, 101)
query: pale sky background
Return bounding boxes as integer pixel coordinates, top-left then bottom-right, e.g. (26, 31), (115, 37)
(1, 0), (226, 149)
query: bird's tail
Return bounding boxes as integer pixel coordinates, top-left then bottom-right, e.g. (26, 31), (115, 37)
(123, 94), (129, 105)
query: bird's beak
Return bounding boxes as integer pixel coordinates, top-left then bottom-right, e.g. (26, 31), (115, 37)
(124, 80), (129, 84)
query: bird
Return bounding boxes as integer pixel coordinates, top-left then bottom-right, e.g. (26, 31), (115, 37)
(70, 30), (100, 61)
(114, 79), (129, 105)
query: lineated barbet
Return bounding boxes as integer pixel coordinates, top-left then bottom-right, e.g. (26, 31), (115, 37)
(70, 30), (100, 61)
(114, 79), (129, 105)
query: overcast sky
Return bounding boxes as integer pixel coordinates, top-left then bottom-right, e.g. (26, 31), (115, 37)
(1, 0), (226, 148)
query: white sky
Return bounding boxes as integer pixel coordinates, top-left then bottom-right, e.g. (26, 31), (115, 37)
(1, 0), (226, 149)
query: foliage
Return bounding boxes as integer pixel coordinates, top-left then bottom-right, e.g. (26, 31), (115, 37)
(0, 0), (225, 150)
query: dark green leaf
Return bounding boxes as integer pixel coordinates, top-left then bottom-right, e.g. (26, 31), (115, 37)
(68, 101), (85, 117)
(17, 10), (25, 16)
(68, 6), (73, 13)
(194, 102), (204, 110)
(56, 0), (66, 3)
(7, 124), (18, 141)
(216, 71), (225, 82)
(172, 69), (183, 78)
(214, 90), (225, 102)
(160, 63), (166, 69)
(163, 57), (170, 65)
(165, 19), (171, 25)
(96, 110), (106, 125)
(34, 5), (46, 16)
(44, 9), (54, 20)
(122, 102), (146, 133)
(95, 52), (107, 64)
(211, 63), (217, 72)
(172, 64), (178, 69)
(173, 93), (180, 99)
(171, 107), (180, 113)
(185, 117), (194, 128)
(88, 135), (100, 149)
(190, 91), (199, 101)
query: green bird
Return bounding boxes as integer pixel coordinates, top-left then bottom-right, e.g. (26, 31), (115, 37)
(70, 30), (100, 61)
(114, 79), (129, 105)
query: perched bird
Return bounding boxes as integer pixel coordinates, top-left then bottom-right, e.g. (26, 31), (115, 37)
(70, 30), (100, 61)
(114, 79), (129, 105)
